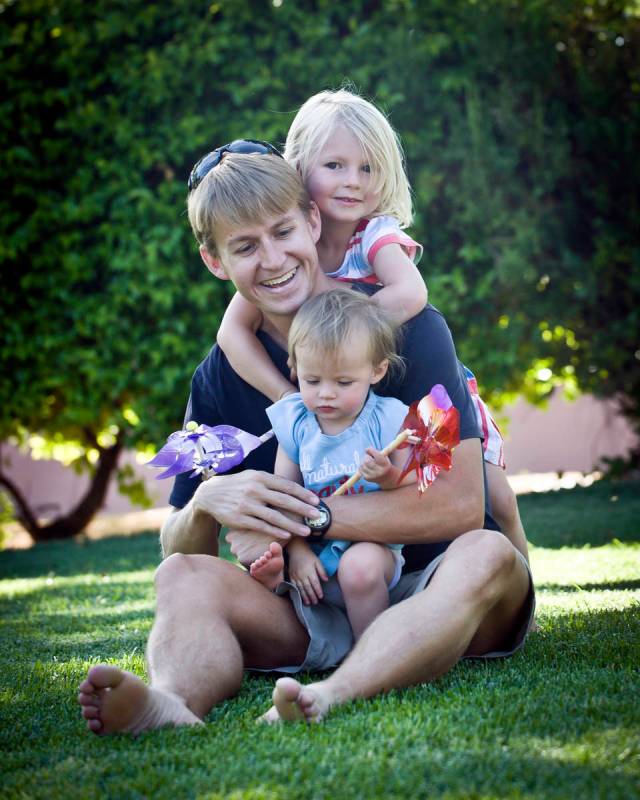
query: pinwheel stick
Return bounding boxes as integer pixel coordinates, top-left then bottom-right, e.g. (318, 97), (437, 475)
(332, 428), (417, 497)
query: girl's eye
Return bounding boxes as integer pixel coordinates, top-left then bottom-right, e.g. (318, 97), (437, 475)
(325, 161), (340, 170)
(338, 381), (353, 386)
(304, 378), (319, 385)
(362, 164), (371, 174)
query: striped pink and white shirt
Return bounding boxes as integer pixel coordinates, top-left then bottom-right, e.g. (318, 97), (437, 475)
(325, 216), (423, 284)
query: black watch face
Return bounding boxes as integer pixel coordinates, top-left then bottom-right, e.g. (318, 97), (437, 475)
(306, 502), (330, 533)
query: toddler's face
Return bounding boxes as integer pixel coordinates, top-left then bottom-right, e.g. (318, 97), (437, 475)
(295, 334), (388, 435)
(305, 125), (380, 227)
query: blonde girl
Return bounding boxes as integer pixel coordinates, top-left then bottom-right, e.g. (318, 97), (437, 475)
(216, 88), (530, 564)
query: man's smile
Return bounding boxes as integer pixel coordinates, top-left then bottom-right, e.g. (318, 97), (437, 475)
(261, 267), (299, 287)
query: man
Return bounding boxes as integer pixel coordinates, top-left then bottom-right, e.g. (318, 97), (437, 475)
(78, 145), (534, 733)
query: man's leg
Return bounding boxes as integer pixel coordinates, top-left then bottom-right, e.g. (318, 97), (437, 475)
(272, 530), (530, 722)
(78, 553), (309, 735)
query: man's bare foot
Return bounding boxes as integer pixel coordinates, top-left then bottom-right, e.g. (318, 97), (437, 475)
(272, 677), (331, 723)
(249, 542), (285, 591)
(77, 664), (202, 736)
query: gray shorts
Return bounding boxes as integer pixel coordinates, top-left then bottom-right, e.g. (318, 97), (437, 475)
(256, 536), (535, 674)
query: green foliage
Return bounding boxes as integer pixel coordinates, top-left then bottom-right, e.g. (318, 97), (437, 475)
(0, 491), (13, 548)
(0, 0), (638, 525)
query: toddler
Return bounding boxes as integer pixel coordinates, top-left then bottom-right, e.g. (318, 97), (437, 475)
(250, 289), (414, 640)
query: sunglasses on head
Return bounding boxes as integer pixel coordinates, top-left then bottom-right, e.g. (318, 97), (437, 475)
(187, 139), (283, 192)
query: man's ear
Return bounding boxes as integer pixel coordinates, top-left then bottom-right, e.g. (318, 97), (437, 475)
(371, 359), (389, 385)
(308, 201), (322, 245)
(200, 245), (229, 280)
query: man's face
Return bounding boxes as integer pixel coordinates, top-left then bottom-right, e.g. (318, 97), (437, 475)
(203, 205), (322, 320)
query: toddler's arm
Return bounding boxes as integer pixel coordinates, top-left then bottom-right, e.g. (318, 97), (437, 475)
(217, 292), (296, 402)
(370, 243), (428, 324)
(274, 445), (328, 604)
(287, 537), (328, 605)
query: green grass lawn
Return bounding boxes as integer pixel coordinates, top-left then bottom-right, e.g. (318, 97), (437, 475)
(1, 480), (639, 799)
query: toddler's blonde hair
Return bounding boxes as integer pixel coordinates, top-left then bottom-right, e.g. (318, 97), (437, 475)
(187, 153), (312, 256)
(284, 89), (413, 228)
(288, 288), (405, 378)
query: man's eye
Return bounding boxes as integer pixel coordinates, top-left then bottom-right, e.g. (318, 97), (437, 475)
(275, 227), (293, 238)
(236, 243), (255, 255)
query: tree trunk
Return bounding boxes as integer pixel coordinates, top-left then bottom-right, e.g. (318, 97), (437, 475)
(0, 435), (124, 542)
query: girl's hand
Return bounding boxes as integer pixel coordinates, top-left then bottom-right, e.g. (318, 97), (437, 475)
(288, 540), (328, 605)
(360, 447), (394, 483)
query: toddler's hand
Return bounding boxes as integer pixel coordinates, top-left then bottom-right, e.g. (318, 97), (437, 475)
(288, 541), (328, 605)
(360, 447), (394, 483)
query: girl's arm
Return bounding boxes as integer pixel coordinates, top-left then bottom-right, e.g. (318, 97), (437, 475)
(370, 243), (428, 324)
(217, 292), (296, 402)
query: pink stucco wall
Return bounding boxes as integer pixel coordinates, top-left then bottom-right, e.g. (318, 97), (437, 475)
(500, 393), (636, 474)
(1, 393), (637, 521)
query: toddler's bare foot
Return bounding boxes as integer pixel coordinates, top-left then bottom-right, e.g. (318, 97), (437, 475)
(249, 542), (285, 591)
(272, 677), (331, 724)
(77, 664), (202, 736)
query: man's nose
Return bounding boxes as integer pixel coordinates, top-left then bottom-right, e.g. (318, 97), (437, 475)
(260, 239), (286, 270)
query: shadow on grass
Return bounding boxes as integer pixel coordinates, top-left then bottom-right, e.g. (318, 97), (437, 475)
(537, 579), (640, 592)
(0, 532), (161, 580)
(0, 531), (236, 581)
(519, 477), (640, 548)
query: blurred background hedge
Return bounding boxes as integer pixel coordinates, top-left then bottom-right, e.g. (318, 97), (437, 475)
(1, 0), (638, 538)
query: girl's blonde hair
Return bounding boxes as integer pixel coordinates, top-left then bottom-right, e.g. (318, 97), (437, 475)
(288, 288), (405, 378)
(284, 89), (413, 228)
(187, 153), (312, 256)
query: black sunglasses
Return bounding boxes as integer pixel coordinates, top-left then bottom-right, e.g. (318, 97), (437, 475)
(188, 139), (283, 192)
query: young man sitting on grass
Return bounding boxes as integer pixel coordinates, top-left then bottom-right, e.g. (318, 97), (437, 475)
(77, 144), (534, 732)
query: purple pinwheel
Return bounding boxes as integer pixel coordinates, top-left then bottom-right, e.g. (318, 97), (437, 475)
(147, 421), (274, 480)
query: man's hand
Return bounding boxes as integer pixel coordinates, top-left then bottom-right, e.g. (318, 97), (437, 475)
(192, 469), (319, 541)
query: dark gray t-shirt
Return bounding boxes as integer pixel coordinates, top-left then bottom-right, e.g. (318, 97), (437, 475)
(169, 301), (488, 571)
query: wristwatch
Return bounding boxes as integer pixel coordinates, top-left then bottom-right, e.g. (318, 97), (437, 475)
(304, 500), (332, 541)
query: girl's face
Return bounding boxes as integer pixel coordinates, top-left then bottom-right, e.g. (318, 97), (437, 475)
(305, 125), (381, 228)
(295, 333), (388, 435)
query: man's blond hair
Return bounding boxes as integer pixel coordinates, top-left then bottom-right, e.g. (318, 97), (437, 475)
(187, 153), (312, 256)
(284, 89), (413, 228)
(288, 288), (405, 377)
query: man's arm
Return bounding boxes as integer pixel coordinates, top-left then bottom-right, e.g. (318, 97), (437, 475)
(160, 469), (319, 559)
(324, 438), (485, 545)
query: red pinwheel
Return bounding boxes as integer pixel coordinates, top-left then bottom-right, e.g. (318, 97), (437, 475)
(397, 384), (460, 492)
(147, 421), (274, 480)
